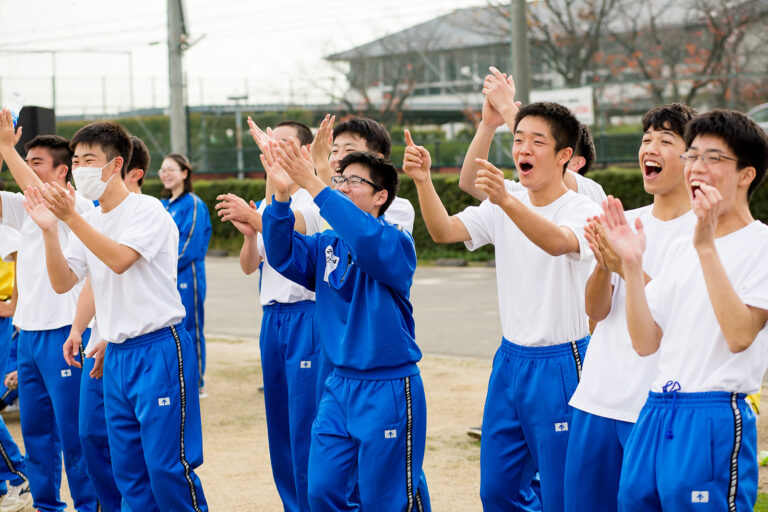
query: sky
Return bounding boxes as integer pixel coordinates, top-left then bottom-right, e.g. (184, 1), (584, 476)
(0, 0), (478, 115)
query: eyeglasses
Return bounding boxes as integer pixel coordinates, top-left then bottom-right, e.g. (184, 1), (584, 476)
(330, 174), (382, 190)
(158, 167), (181, 175)
(679, 151), (738, 165)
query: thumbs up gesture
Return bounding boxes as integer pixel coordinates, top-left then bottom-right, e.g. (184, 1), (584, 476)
(402, 129), (432, 183)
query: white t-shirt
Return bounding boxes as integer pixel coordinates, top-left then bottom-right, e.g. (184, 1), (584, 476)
(64, 193), (185, 343)
(384, 196), (415, 234)
(570, 207), (696, 422)
(1, 190), (93, 330)
(456, 189), (601, 345)
(505, 170), (606, 205)
(0, 225), (20, 262)
(646, 221), (768, 394)
(257, 189), (323, 306)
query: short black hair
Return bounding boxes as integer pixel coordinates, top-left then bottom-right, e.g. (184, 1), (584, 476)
(684, 109), (768, 200)
(515, 102), (580, 172)
(24, 135), (73, 182)
(333, 118), (392, 158)
(337, 151), (399, 216)
(275, 120), (313, 146)
(164, 153), (194, 193)
(575, 123), (596, 175)
(69, 122), (132, 175)
(642, 103), (697, 137)
(126, 136), (150, 186)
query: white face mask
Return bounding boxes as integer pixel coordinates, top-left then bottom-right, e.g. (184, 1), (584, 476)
(73, 158), (115, 200)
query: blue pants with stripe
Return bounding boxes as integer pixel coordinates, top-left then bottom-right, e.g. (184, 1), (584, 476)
(103, 324), (207, 512)
(307, 371), (431, 512)
(79, 354), (122, 512)
(480, 336), (589, 512)
(178, 261), (206, 389)
(618, 391), (757, 511)
(18, 326), (98, 512)
(0, 317), (17, 407)
(260, 300), (320, 512)
(564, 408), (634, 512)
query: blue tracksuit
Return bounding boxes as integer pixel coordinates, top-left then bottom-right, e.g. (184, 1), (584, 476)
(103, 323), (207, 512)
(163, 193), (212, 388)
(263, 188), (430, 512)
(618, 391), (757, 511)
(0, 318), (27, 493)
(79, 345), (122, 512)
(18, 326), (98, 512)
(0, 317), (17, 407)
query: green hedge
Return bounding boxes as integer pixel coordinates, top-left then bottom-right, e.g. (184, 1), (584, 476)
(9, 169), (768, 260)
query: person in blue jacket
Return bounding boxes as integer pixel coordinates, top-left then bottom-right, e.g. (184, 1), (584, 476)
(160, 153), (212, 395)
(263, 141), (430, 512)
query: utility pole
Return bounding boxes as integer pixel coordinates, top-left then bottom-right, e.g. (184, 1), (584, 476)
(228, 95), (247, 180)
(168, 0), (188, 155)
(510, 0), (531, 104)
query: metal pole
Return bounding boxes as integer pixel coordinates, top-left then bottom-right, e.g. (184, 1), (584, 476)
(235, 105), (244, 180)
(510, 0), (531, 104)
(168, 0), (188, 155)
(51, 51), (57, 111)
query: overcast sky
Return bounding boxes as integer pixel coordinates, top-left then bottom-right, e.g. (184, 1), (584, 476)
(0, 0), (477, 115)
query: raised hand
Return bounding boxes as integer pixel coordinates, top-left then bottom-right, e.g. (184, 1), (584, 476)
(473, 159), (510, 206)
(482, 68), (518, 119)
(311, 114), (335, 165)
(275, 139), (315, 190)
(22, 186), (58, 232)
(594, 219), (623, 275)
(600, 196), (646, 268)
(481, 95), (505, 129)
(402, 129), (432, 183)
(215, 193), (261, 236)
(691, 184), (722, 250)
(40, 182), (77, 222)
(584, 217), (607, 270)
(0, 110), (22, 149)
(247, 117), (274, 153)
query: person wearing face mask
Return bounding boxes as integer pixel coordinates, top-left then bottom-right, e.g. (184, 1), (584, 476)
(21, 120), (208, 511)
(159, 154), (212, 397)
(0, 111), (99, 512)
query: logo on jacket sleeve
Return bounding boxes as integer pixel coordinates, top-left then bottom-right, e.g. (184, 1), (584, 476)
(323, 246), (339, 283)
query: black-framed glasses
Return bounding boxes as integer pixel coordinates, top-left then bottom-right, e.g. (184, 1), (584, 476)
(679, 151), (738, 165)
(331, 174), (382, 190)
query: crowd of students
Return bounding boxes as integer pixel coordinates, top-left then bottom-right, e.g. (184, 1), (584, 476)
(0, 64), (765, 512)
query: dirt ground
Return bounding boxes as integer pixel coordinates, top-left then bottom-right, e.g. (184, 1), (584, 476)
(5, 339), (768, 510)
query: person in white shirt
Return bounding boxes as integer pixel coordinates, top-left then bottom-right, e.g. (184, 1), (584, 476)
(403, 102), (600, 511)
(564, 103), (697, 512)
(604, 109), (768, 511)
(21, 120), (208, 511)
(0, 114), (98, 511)
(216, 119), (325, 512)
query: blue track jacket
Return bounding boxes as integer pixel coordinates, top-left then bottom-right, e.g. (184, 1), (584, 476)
(263, 187), (421, 380)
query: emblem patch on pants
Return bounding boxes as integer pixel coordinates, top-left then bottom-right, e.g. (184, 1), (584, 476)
(300, 361), (312, 368)
(554, 422), (569, 432)
(384, 429), (397, 439)
(61, 369), (71, 377)
(158, 397), (171, 406)
(691, 491), (709, 503)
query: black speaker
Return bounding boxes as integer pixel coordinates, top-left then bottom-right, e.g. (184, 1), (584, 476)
(14, 106), (56, 156)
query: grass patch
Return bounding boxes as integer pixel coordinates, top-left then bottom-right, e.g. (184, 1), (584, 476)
(756, 493), (768, 511)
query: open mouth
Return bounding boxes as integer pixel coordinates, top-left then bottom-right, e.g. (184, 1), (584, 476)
(690, 180), (704, 197)
(644, 161), (662, 179)
(518, 162), (533, 174)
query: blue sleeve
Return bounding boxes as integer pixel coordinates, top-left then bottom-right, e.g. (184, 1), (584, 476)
(262, 196), (319, 291)
(314, 187), (416, 292)
(178, 195), (212, 269)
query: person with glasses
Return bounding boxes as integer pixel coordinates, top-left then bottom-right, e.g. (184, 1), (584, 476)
(564, 104), (696, 512)
(215, 119), (325, 512)
(262, 144), (430, 512)
(603, 109), (768, 511)
(159, 154), (212, 397)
